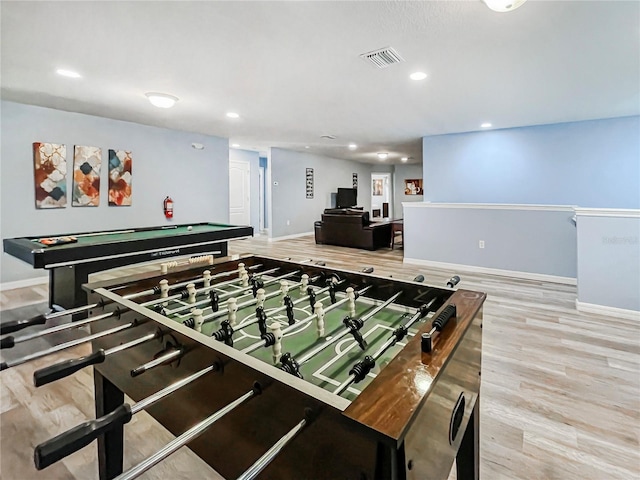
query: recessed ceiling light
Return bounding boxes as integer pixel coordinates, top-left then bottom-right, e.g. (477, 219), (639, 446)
(56, 69), (81, 78)
(482, 0), (527, 12)
(377, 152), (389, 160)
(401, 157), (408, 162)
(305, 146), (310, 149)
(348, 143), (357, 150)
(226, 112), (240, 119)
(145, 92), (178, 108)
(231, 143), (240, 148)
(481, 122), (492, 128)
(409, 72), (427, 81)
(191, 143), (204, 150)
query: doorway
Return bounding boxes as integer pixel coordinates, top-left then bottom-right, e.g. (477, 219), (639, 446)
(371, 172), (392, 219)
(229, 160), (251, 226)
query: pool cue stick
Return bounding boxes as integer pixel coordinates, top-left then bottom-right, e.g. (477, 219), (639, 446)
(332, 299), (439, 396)
(295, 291), (403, 367)
(0, 321), (138, 371)
(33, 329), (163, 387)
(113, 386), (261, 480)
(240, 285), (373, 355)
(237, 412), (312, 480)
(34, 364), (220, 470)
(29, 229), (135, 242)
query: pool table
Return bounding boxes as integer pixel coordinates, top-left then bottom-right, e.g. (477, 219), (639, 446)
(3, 223), (253, 310)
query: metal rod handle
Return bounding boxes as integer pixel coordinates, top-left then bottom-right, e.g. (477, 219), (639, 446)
(237, 418), (308, 480)
(115, 389), (257, 480)
(130, 347), (184, 377)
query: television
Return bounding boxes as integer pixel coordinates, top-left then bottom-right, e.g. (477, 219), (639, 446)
(336, 188), (357, 208)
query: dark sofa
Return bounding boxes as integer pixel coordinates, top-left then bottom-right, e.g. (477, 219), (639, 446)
(314, 208), (392, 250)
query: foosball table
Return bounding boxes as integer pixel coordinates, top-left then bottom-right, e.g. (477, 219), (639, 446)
(2, 255), (485, 480)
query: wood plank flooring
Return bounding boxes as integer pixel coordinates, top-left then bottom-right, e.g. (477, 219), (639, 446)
(1, 234), (639, 479)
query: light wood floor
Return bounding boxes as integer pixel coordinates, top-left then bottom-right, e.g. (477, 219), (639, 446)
(1, 235), (639, 480)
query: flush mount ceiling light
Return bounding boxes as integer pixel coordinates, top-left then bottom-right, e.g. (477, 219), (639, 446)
(401, 157), (408, 162)
(482, 0), (527, 12)
(226, 112), (240, 119)
(305, 146), (310, 149)
(145, 92), (178, 108)
(481, 122), (492, 128)
(191, 143), (205, 150)
(231, 143), (240, 148)
(56, 68), (81, 78)
(348, 143), (357, 150)
(377, 152), (389, 160)
(410, 72), (428, 81)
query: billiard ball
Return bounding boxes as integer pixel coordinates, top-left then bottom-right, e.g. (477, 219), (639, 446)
(187, 226), (193, 231)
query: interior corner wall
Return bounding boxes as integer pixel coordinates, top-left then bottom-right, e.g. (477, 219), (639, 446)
(269, 148), (376, 238)
(393, 163), (424, 218)
(229, 148), (260, 233)
(422, 116), (640, 208)
(0, 100), (230, 284)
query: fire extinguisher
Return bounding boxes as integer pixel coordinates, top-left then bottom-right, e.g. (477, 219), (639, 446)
(163, 196), (174, 219)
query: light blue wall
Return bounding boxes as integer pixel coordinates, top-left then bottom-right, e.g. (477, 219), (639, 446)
(404, 205), (577, 279)
(423, 116), (640, 208)
(577, 213), (640, 311)
(230, 148), (260, 233)
(1, 101), (230, 283)
(269, 148), (378, 238)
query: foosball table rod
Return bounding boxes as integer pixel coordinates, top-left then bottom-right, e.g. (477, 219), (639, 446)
(236, 410), (313, 480)
(160, 254), (214, 274)
(113, 384), (262, 480)
(34, 364), (221, 470)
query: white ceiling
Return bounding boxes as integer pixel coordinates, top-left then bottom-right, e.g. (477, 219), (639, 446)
(1, 1), (638, 164)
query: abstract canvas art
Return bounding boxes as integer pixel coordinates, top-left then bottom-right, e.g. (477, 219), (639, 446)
(108, 149), (132, 206)
(72, 145), (102, 206)
(33, 142), (67, 208)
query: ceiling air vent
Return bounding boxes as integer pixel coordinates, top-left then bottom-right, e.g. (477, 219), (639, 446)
(320, 135), (337, 140)
(360, 47), (404, 68)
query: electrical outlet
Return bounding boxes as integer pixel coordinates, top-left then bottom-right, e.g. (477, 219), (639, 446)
(479, 240), (485, 249)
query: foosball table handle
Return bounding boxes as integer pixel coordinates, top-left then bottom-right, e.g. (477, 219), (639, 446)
(33, 350), (107, 387)
(34, 403), (133, 470)
(0, 314), (47, 335)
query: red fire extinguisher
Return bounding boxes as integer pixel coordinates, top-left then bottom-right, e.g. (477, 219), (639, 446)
(163, 196), (174, 219)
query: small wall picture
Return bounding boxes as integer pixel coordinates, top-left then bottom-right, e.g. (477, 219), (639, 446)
(372, 178), (383, 196)
(33, 142), (67, 208)
(305, 167), (314, 199)
(404, 178), (423, 195)
(352, 172), (358, 189)
(108, 149), (133, 206)
(72, 145), (102, 206)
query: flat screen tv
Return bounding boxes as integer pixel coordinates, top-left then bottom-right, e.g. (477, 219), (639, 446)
(336, 188), (357, 208)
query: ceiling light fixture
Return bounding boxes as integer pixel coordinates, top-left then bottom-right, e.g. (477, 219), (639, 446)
(410, 72), (427, 81)
(226, 112), (240, 119)
(377, 152), (389, 160)
(145, 92), (178, 109)
(56, 69), (81, 78)
(348, 143), (357, 150)
(482, 0), (527, 12)
(231, 143), (240, 148)
(305, 146), (310, 149)
(481, 122), (492, 128)
(191, 143), (205, 150)
(401, 157), (408, 162)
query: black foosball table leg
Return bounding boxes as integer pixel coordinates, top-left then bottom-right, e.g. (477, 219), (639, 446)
(456, 394), (480, 480)
(94, 370), (124, 480)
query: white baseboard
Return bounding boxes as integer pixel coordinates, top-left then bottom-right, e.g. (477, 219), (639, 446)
(403, 257), (577, 285)
(0, 277), (48, 292)
(575, 300), (640, 320)
(269, 231), (314, 242)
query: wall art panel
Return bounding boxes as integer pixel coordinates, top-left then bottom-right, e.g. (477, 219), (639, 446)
(72, 145), (102, 206)
(108, 149), (132, 206)
(33, 142), (67, 208)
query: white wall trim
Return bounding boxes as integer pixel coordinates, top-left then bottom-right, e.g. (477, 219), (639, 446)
(0, 276), (48, 292)
(575, 299), (640, 321)
(574, 208), (640, 218)
(403, 257), (577, 285)
(268, 231), (314, 242)
(403, 202), (575, 212)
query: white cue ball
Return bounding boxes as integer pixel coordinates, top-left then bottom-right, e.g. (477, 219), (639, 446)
(187, 226), (193, 231)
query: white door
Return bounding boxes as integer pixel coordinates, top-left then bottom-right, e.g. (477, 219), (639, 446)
(229, 160), (251, 226)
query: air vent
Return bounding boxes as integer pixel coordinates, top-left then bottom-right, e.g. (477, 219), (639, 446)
(360, 47), (404, 68)
(320, 135), (337, 140)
